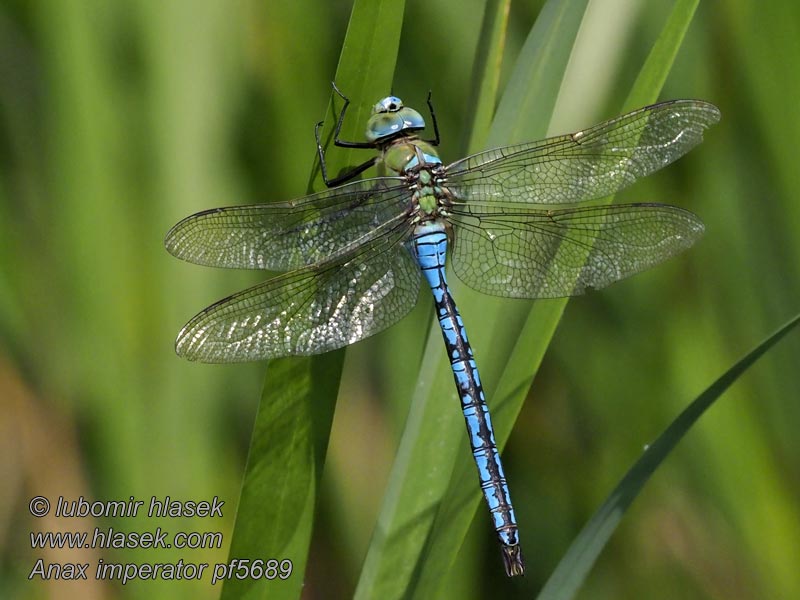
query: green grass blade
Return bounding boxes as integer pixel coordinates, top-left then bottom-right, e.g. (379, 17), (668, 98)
(463, 0), (511, 153)
(623, 0), (700, 110)
(537, 313), (800, 600)
(222, 2), (405, 599)
(311, 0), (407, 190)
(486, 0), (588, 146)
(220, 355), (344, 600)
(353, 2), (590, 597)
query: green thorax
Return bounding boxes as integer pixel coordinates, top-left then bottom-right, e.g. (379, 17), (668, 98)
(378, 137), (442, 176)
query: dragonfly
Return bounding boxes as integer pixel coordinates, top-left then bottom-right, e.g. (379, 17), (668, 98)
(165, 85), (720, 577)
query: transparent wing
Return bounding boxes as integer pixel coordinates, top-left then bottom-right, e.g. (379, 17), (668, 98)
(445, 100), (720, 205)
(175, 220), (419, 362)
(448, 203), (704, 298)
(165, 176), (411, 271)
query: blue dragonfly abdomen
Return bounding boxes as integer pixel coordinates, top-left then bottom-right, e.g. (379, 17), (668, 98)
(165, 85), (719, 576)
(413, 219), (523, 574)
(367, 100), (525, 571)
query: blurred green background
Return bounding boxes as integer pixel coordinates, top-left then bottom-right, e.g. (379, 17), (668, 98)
(2, 0), (799, 599)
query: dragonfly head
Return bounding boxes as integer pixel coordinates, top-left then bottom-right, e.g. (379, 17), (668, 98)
(366, 96), (426, 143)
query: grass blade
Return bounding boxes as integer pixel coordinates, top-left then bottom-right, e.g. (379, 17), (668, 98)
(311, 0), (408, 189)
(537, 313), (800, 600)
(222, 2), (405, 598)
(623, 0), (700, 110)
(463, 0), (511, 152)
(220, 356), (344, 600)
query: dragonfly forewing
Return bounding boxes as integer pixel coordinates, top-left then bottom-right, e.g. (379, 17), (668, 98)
(165, 177), (410, 271)
(444, 100), (720, 206)
(448, 203), (704, 298)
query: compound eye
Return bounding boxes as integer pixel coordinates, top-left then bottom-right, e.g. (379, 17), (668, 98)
(374, 96), (404, 113)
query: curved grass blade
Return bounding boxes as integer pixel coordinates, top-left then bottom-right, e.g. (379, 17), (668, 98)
(220, 357), (344, 600)
(623, 0), (701, 110)
(311, 0), (408, 191)
(221, 2), (406, 599)
(463, 0), (511, 153)
(537, 313), (800, 600)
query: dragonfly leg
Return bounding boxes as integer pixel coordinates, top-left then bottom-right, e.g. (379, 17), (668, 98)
(316, 145), (377, 188)
(423, 90), (441, 146)
(325, 82), (374, 149)
(315, 83), (378, 187)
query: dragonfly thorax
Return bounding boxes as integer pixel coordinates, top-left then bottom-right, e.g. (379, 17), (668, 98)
(398, 146), (452, 223)
(378, 138), (450, 221)
(381, 138), (441, 174)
